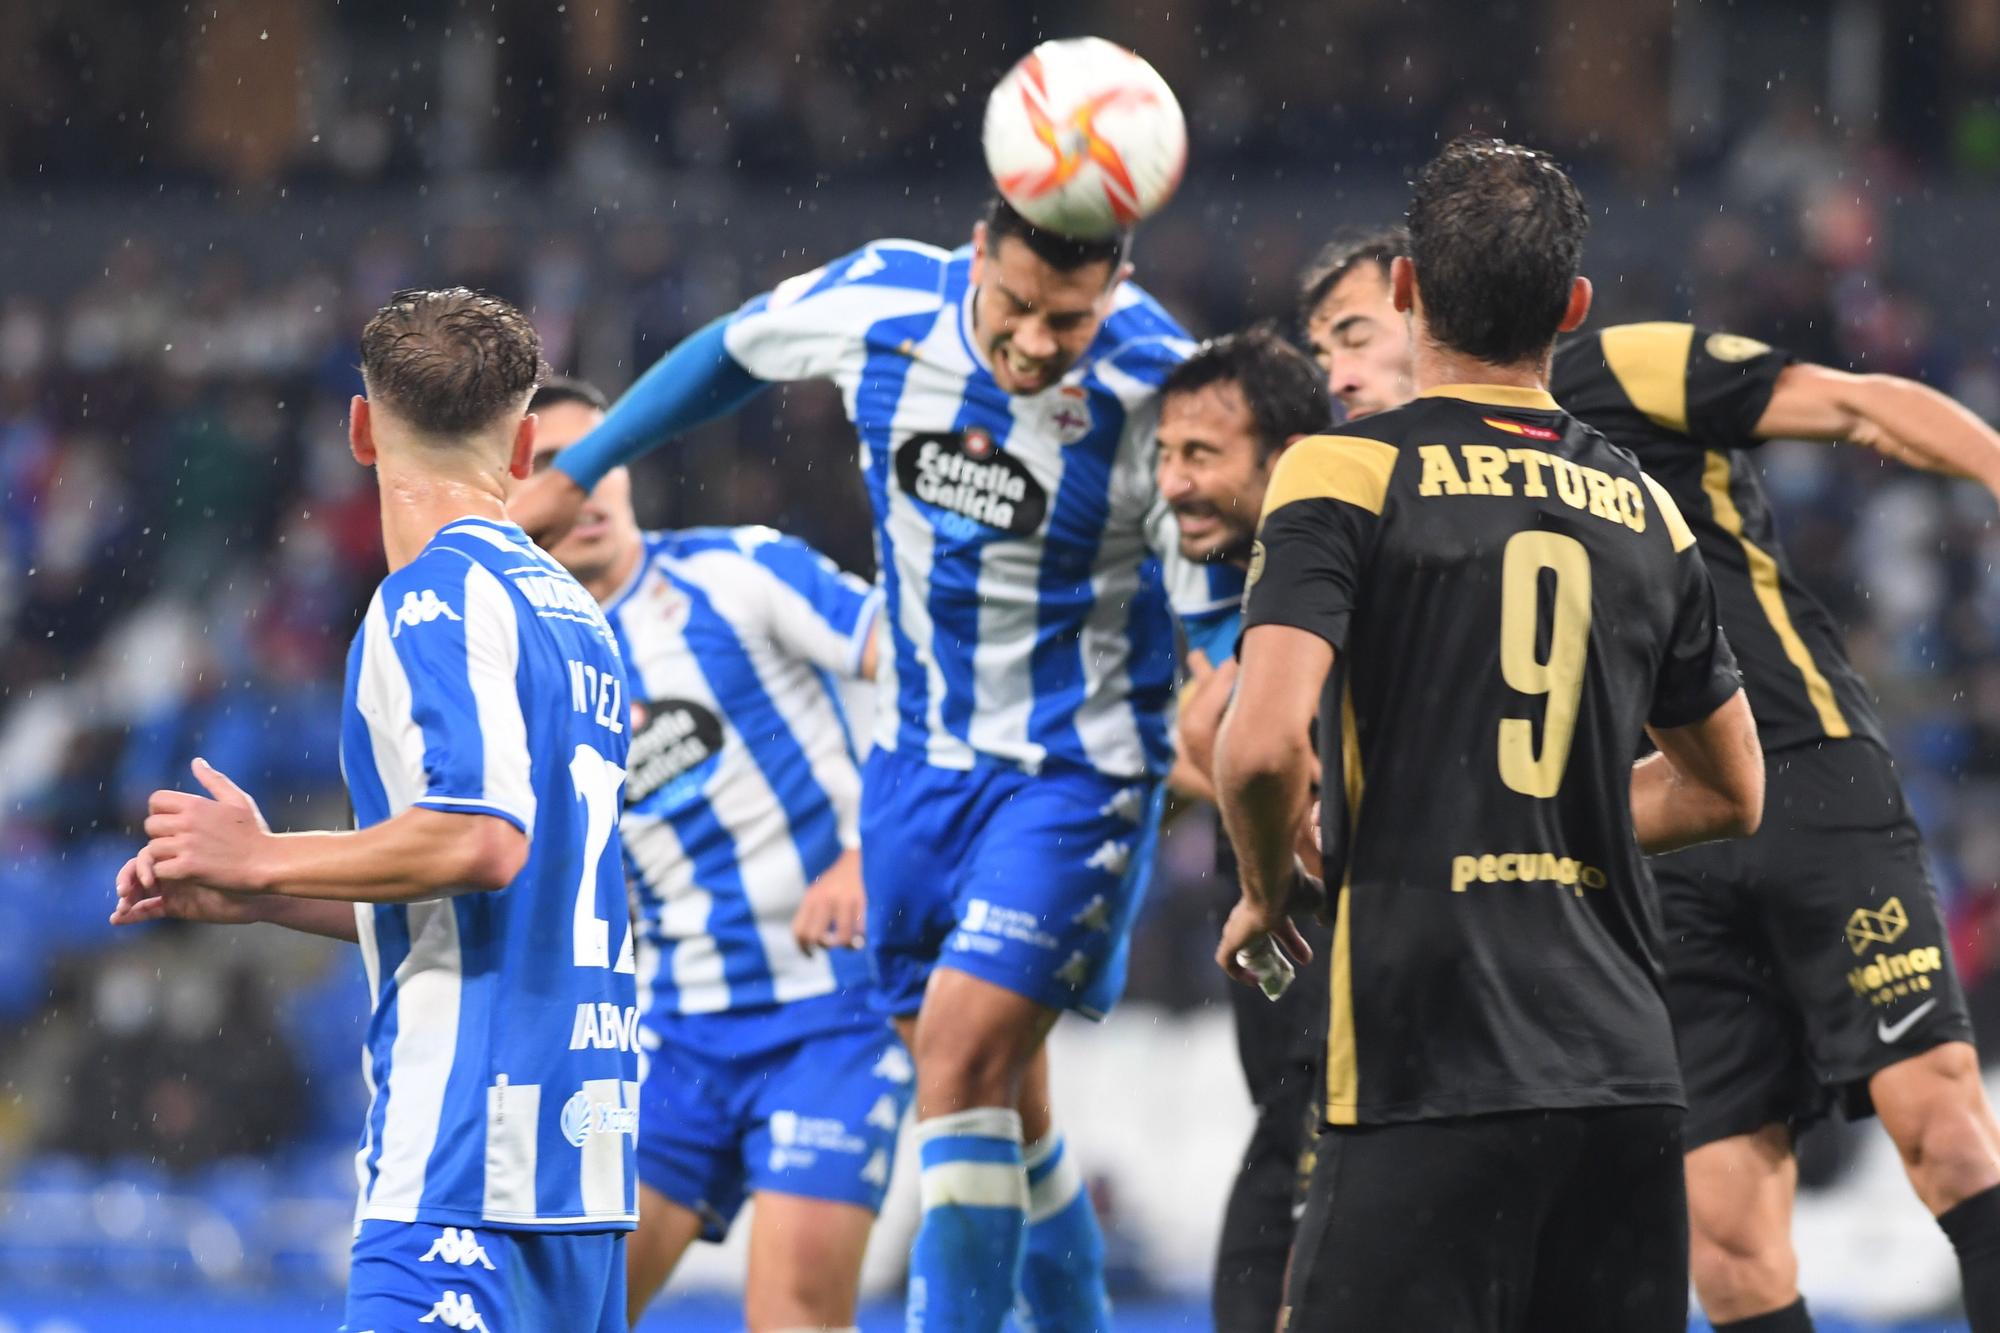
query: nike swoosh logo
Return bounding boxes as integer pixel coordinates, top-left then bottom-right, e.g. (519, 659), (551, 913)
(1877, 998), (1939, 1044)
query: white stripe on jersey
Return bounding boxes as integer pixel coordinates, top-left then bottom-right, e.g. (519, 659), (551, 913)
(482, 1080), (541, 1220)
(365, 899), (464, 1221)
(462, 564), (536, 829)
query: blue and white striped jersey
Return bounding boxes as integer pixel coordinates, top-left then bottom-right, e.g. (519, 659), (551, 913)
(723, 240), (1223, 779)
(601, 526), (879, 1023)
(341, 517), (639, 1232)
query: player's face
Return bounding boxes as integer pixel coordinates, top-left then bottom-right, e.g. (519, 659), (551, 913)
(526, 402), (640, 586)
(1156, 379), (1271, 565)
(970, 227), (1122, 396)
(1305, 263), (1415, 420)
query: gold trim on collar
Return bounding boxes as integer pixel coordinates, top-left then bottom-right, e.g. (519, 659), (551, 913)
(1418, 383), (1560, 411)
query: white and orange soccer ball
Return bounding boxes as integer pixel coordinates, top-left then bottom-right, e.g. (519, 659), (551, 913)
(982, 37), (1188, 240)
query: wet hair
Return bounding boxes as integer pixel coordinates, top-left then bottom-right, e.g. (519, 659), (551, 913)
(359, 287), (547, 436)
(1405, 137), (1588, 366)
(1297, 226), (1409, 330)
(1160, 324), (1332, 459)
(983, 197), (1131, 277)
(530, 375), (609, 414)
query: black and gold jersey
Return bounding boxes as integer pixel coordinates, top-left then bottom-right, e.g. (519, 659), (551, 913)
(1244, 385), (1741, 1125)
(1553, 322), (1883, 753)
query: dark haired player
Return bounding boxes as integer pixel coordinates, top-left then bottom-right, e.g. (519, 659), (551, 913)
(1303, 228), (2000, 1333)
(524, 379), (911, 1331)
(1148, 328), (1336, 1331)
(511, 200), (1225, 1331)
(112, 291), (638, 1330)
(1218, 140), (1766, 1330)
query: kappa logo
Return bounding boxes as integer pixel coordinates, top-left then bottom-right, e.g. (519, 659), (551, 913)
(392, 589), (461, 637)
(1071, 895), (1111, 932)
(1846, 897), (1910, 955)
(861, 1148), (890, 1187)
(1086, 840), (1132, 876)
(872, 1044), (915, 1085)
(865, 1093), (902, 1131)
(420, 1228), (495, 1269)
(1054, 951), (1092, 988)
(418, 1290), (492, 1330)
(1098, 786), (1145, 824)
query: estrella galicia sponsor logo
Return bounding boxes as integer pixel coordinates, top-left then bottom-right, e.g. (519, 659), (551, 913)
(625, 698), (724, 806)
(420, 1227), (495, 1269)
(895, 431), (1047, 536)
(392, 589), (462, 636)
(418, 1290), (492, 1330)
(560, 1090), (639, 1148)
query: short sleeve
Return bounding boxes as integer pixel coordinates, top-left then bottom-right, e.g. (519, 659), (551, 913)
(364, 556), (537, 833)
(1648, 541), (1744, 730)
(737, 529), (881, 678)
(722, 241), (947, 384)
(1579, 322), (1794, 452)
(1241, 434), (1398, 652)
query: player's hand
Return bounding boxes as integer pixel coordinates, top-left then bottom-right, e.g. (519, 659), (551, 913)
(792, 849), (866, 955)
(112, 843), (268, 927)
(141, 758), (275, 895)
(509, 467), (588, 546)
(1215, 893), (1313, 988)
(1176, 654), (1238, 786)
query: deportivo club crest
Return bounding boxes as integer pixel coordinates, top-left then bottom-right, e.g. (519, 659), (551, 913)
(1050, 387), (1093, 444)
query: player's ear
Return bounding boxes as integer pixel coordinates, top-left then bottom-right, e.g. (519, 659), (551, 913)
(1558, 276), (1593, 333)
(348, 396), (377, 467)
(970, 220), (989, 284)
(1389, 256), (1416, 315)
(508, 414), (537, 481)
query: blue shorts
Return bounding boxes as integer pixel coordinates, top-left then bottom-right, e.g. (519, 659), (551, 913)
(636, 991), (913, 1242)
(342, 1219), (623, 1332)
(859, 748), (1165, 1020)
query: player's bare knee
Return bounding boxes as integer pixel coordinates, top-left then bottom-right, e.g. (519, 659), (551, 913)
(1689, 1224), (1797, 1318)
(1876, 1044), (2000, 1208)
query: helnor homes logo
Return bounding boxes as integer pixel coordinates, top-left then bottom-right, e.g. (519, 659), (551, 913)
(1844, 897), (1943, 1008)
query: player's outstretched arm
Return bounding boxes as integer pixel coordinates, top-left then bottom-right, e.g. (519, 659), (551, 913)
(140, 759), (526, 907)
(1755, 363), (2000, 501)
(1213, 623), (1325, 984)
(511, 315), (769, 543)
(1632, 690), (1765, 854)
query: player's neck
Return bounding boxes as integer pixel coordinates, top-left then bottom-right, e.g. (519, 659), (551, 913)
(375, 465), (510, 572)
(1412, 336), (1554, 396)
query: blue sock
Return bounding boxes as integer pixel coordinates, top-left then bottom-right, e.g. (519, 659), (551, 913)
(1015, 1132), (1112, 1333)
(907, 1108), (1027, 1333)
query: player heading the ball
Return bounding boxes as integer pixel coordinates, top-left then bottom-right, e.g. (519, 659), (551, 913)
(510, 46), (1214, 1323)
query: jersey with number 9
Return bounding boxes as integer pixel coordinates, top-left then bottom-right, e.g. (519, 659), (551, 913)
(1242, 387), (1741, 1128)
(340, 517), (639, 1232)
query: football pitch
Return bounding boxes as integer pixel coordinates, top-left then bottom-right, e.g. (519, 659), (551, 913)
(0, 1292), (1972, 1333)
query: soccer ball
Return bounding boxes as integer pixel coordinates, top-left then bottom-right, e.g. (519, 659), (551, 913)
(982, 37), (1187, 240)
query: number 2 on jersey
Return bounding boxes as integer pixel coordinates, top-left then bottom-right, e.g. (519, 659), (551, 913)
(568, 743), (628, 970)
(1497, 531), (1592, 798)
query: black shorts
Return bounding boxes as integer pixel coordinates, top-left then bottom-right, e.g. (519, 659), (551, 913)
(1656, 738), (1975, 1150)
(1282, 1105), (1688, 1333)
(1213, 904), (1329, 1333)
